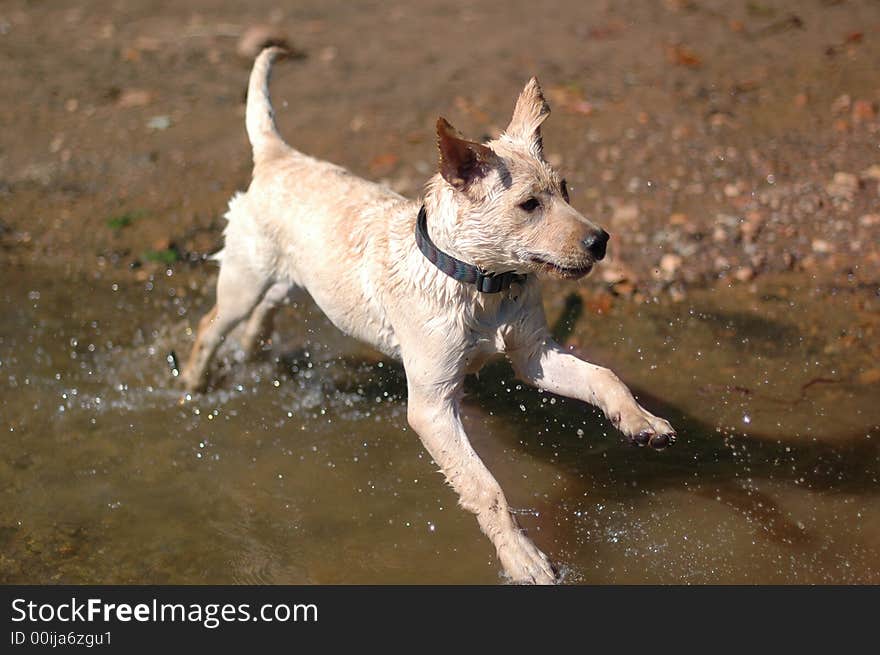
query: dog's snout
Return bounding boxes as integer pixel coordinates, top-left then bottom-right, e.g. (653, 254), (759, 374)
(582, 229), (609, 261)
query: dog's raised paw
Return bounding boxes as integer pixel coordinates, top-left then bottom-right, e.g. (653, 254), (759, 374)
(633, 428), (676, 450)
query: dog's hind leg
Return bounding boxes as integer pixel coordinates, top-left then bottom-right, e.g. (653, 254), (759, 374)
(404, 363), (556, 584)
(239, 281), (290, 359)
(181, 261), (272, 392)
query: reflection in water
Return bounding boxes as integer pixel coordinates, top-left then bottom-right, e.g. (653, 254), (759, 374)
(0, 266), (877, 583)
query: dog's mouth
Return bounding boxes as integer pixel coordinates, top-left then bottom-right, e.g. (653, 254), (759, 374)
(529, 256), (594, 280)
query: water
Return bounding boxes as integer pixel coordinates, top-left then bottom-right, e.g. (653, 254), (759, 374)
(1, 264), (877, 583)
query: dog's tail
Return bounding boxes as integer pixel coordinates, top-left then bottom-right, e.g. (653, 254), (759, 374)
(246, 46), (291, 163)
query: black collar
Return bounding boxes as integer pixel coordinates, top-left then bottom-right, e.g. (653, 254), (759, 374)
(415, 205), (526, 294)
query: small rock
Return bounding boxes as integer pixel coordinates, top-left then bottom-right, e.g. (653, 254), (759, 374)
(600, 263), (636, 285)
(659, 253), (683, 277)
(349, 115), (365, 132)
(610, 280), (636, 297)
(860, 164), (880, 181)
(740, 211), (764, 243)
(236, 25), (290, 60)
(831, 94), (851, 115)
(852, 100), (877, 124)
(826, 172), (859, 200)
(858, 368), (880, 385)
(318, 46), (337, 63)
(799, 255), (817, 271)
(666, 43), (702, 67)
(859, 214), (880, 227)
(733, 266), (755, 282)
(811, 239), (833, 254)
(146, 115), (171, 130)
(116, 89), (153, 108)
(668, 285), (686, 302)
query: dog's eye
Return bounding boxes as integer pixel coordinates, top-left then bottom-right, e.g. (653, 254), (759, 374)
(560, 179), (570, 202)
(519, 197), (540, 212)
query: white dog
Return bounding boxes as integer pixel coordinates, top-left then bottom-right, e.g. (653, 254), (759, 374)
(181, 48), (676, 584)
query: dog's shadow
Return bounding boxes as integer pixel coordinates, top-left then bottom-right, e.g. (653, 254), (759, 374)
(259, 298), (878, 562)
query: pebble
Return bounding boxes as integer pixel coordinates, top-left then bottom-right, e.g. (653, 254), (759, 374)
(116, 89), (153, 108)
(811, 239), (833, 254)
(733, 266), (755, 282)
(852, 100), (877, 124)
(831, 94), (851, 115)
(668, 285), (686, 302)
(858, 369), (880, 385)
(660, 253), (683, 277)
(610, 280), (636, 297)
(600, 263), (635, 285)
(146, 115), (171, 131)
(739, 212), (764, 243)
(723, 183), (741, 198)
(826, 172), (859, 200)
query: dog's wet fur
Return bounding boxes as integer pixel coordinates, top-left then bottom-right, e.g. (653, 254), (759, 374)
(181, 47), (675, 583)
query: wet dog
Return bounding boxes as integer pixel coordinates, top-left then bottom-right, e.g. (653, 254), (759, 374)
(181, 47), (676, 583)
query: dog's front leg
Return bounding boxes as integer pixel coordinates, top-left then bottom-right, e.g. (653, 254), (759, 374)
(509, 337), (676, 449)
(405, 371), (557, 584)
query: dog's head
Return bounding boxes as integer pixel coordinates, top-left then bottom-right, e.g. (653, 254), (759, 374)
(431, 78), (608, 279)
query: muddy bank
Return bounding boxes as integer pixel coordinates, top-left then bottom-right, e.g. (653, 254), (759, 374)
(1, 0), (879, 298)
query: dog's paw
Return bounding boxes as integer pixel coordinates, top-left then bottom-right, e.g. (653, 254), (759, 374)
(498, 530), (557, 585)
(617, 410), (676, 451)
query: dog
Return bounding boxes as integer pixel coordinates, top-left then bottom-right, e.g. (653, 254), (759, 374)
(181, 47), (676, 584)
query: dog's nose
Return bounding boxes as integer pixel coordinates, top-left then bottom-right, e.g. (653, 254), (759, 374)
(582, 229), (609, 261)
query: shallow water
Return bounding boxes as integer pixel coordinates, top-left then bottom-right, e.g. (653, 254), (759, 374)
(1, 264), (878, 583)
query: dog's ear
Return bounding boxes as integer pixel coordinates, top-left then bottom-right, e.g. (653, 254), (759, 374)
(505, 77), (550, 158)
(437, 117), (497, 190)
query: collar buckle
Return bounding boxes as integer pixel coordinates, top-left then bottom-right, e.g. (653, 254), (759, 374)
(475, 269), (508, 294)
